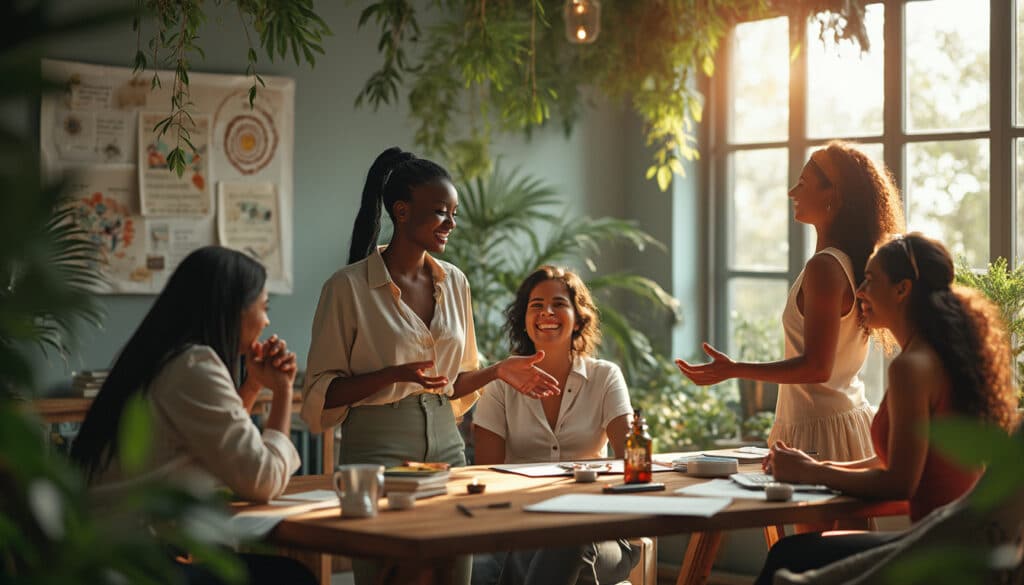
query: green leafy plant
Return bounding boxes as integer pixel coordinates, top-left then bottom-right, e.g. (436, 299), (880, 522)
(133, 0), (331, 176)
(732, 313), (783, 426)
(354, 0), (871, 186)
(441, 163), (681, 377)
(741, 410), (775, 443)
(955, 257), (1024, 406)
(629, 354), (739, 451)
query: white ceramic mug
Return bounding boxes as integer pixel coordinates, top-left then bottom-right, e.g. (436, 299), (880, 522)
(333, 464), (384, 518)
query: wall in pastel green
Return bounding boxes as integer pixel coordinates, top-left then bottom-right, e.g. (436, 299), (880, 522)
(27, 1), (656, 392)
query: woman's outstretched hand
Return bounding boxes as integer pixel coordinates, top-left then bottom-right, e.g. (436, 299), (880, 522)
(675, 343), (737, 386)
(497, 351), (561, 399)
(389, 361), (449, 390)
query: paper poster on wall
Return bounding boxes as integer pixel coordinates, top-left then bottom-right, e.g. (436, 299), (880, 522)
(64, 167), (149, 293)
(145, 217), (217, 289)
(213, 89), (284, 180)
(53, 110), (134, 164)
(217, 182), (283, 282)
(41, 58), (295, 294)
(138, 112), (212, 216)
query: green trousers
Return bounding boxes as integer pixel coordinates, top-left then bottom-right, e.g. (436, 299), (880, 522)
(340, 393), (470, 585)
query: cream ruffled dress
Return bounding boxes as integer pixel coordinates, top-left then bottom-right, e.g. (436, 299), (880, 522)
(767, 247), (875, 462)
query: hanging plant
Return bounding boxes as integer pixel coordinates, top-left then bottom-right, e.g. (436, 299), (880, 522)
(133, 0), (331, 176)
(355, 0), (870, 188)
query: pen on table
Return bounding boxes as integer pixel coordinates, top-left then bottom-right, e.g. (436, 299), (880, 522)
(457, 502), (511, 517)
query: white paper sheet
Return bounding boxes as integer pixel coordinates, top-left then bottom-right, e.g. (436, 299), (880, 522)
(229, 498), (338, 539)
(277, 489), (338, 503)
(524, 494), (732, 517)
(675, 479), (837, 503)
(492, 460), (675, 478)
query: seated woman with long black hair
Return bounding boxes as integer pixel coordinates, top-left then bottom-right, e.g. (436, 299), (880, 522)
(70, 246), (313, 585)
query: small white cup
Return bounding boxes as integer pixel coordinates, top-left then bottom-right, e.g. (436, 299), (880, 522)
(574, 468), (599, 483)
(333, 464), (385, 518)
(765, 482), (794, 502)
(388, 491), (416, 510)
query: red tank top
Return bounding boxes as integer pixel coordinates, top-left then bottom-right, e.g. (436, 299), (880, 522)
(871, 391), (981, 522)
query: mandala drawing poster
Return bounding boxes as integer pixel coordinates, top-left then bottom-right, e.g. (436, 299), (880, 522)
(64, 167), (149, 293)
(217, 182), (283, 283)
(138, 112), (212, 216)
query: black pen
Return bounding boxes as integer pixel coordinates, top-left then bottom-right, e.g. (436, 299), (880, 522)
(457, 502), (511, 517)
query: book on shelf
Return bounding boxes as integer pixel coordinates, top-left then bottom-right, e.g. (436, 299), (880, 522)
(71, 370), (109, 398)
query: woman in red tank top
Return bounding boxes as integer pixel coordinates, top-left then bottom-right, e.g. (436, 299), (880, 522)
(755, 233), (1018, 585)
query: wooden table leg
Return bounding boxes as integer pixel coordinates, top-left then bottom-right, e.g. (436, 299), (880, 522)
(675, 531), (724, 585)
(764, 524), (786, 549)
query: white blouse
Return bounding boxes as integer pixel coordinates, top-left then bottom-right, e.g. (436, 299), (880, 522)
(473, 357), (633, 463)
(92, 345), (301, 503)
(302, 247), (481, 434)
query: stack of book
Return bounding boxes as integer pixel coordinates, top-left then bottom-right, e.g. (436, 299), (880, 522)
(71, 370), (109, 398)
(383, 462), (451, 500)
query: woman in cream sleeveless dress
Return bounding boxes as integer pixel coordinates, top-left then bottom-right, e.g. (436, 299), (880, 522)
(771, 247), (873, 460)
(678, 141), (905, 463)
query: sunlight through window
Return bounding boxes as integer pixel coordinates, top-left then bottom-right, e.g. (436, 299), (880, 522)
(730, 17), (789, 143)
(906, 0), (989, 132)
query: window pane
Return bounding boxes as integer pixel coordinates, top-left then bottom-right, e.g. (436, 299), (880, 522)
(727, 278), (787, 360)
(1017, 139), (1024, 265)
(906, 140), (990, 268)
(906, 0), (989, 132)
(1018, 0), (1024, 125)
(807, 4), (884, 138)
(730, 17), (789, 143)
(730, 149), (789, 270)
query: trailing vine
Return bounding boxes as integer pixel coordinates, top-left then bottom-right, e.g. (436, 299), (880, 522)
(133, 0), (331, 176)
(355, 0), (870, 187)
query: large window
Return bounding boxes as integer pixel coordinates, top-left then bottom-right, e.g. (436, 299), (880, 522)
(708, 0), (1019, 402)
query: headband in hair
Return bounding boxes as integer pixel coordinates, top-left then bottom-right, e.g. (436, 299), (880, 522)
(810, 149), (841, 186)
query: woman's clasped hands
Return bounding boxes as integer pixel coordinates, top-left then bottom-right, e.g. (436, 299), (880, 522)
(247, 334), (298, 393)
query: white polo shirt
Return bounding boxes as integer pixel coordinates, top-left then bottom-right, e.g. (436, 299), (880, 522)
(302, 247), (481, 434)
(473, 356), (633, 463)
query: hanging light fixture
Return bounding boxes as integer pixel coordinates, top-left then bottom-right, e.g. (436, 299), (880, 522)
(564, 0), (600, 44)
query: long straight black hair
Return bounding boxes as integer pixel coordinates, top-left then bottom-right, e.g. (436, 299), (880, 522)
(70, 246), (267, 481)
(347, 147), (452, 264)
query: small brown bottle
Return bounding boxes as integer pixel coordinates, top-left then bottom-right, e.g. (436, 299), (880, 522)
(624, 408), (653, 484)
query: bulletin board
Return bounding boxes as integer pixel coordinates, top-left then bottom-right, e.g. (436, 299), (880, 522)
(39, 58), (294, 294)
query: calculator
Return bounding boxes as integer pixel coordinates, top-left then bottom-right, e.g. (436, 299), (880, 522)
(730, 473), (834, 493)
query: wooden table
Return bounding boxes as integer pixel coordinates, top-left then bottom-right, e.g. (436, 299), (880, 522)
(254, 463), (908, 585)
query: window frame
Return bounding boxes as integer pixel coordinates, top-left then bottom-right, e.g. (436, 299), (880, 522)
(704, 0), (1020, 353)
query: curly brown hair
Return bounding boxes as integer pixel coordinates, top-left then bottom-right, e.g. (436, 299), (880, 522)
(810, 141), (906, 288)
(505, 266), (601, 358)
(874, 233), (1018, 431)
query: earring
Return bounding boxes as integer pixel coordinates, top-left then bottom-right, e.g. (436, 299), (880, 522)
(826, 202), (832, 211)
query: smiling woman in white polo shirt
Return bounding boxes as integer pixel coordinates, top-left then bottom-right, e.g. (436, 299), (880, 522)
(302, 147), (561, 585)
(472, 266), (637, 585)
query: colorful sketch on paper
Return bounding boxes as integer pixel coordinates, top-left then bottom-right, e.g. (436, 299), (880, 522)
(73, 191), (136, 263)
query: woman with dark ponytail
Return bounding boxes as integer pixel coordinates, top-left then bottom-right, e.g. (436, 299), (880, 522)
(755, 233), (1019, 585)
(303, 148), (560, 585)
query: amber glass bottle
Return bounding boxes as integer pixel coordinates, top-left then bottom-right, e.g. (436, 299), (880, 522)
(624, 408), (652, 484)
